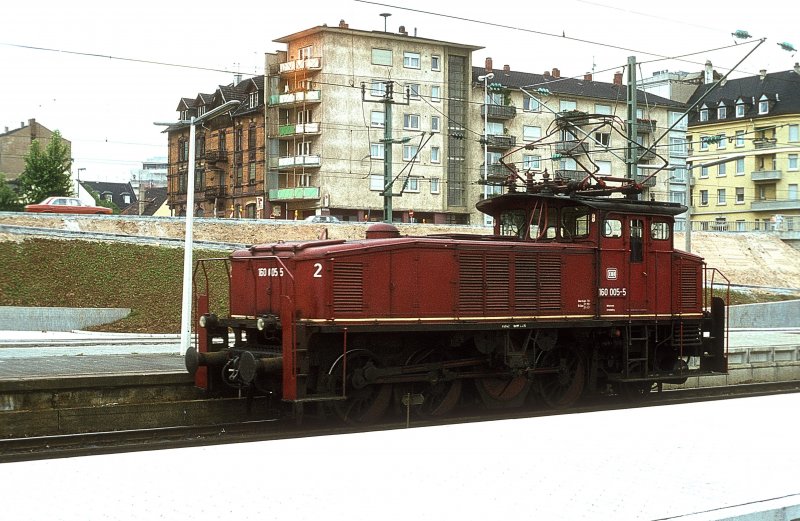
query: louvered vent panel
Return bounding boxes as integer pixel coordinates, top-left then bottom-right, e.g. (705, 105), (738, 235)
(459, 254), (485, 313)
(333, 262), (364, 313)
(484, 254), (510, 312)
(515, 255), (538, 313)
(538, 256), (562, 311)
(680, 265), (698, 310)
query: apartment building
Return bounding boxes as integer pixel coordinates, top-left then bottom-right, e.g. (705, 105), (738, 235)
(687, 68), (800, 231)
(0, 119), (71, 182)
(165, 21), (685, 224)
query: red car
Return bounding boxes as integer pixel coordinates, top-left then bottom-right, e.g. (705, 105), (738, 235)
(24, 196), (112, 215)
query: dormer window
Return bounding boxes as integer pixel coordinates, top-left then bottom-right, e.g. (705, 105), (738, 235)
(248, 91), (258, 108)
(699, 105), (709, 122)
(758, 95), (769, 115)
(736, 101), (745, 118)
(179, 109), (189, 121)
(717, 104), (727, 119)
(197, 105), (207, 117)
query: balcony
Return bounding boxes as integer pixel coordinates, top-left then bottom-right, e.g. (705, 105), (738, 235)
(637, 146), (658, 162)
(555, 110), (591, 128)
(753, 138), (777, 149)
(751, 170), (782, 182)
(555, 169), (587, 182)
(636, 119), (657, 134)
(204, 185), (226, 198)
(277, 154), (321, 170)
(278, 122), (321, 138)
(487, 134), (516, 149)
(269, 90), (321, 107)
(279, 57), (322, 74)
(635, 174), (657, 187)
(751, 199), (800, 211)
(481, 104), (516, 120)
(555, 140), (591, 156)
(483, 163), (511, 183)
(269, 186), (320, 201)
(205, 149), (228, 163)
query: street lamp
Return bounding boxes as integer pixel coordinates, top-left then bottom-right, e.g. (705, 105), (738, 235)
(76, 168), (85, 196)
(154, 99), (241, 357)
(477, 72), (494, 226)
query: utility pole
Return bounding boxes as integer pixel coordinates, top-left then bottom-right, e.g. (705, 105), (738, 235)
(625, 56), (638, 182)
(362, 80), (410, 223)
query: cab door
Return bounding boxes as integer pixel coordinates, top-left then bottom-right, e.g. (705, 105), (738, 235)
(626, 217), (648, 311)
(599, 214), (648, 314)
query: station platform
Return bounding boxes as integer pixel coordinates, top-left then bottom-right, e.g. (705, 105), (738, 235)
(2, 392), (799, 520)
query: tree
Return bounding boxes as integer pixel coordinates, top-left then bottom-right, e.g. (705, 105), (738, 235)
(17, 131), (73, 204)
(83, 184), (120, 214)
(0, 174), (23, 211)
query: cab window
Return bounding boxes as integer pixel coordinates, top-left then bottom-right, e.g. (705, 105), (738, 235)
(651, 221), (670, 240)
(531, 207), (557, 240)
(561, 206), (591, 240)
(499, 209), (528, 238)
(603, 219), (622, 238)
(630, 219), (644, 262)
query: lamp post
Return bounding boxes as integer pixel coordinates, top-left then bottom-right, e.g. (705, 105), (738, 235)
(477, 72), (494, 226)
(155, 99), (240, 357)
(76, 168), (85, 196)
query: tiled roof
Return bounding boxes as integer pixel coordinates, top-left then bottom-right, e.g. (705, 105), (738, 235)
(121, 187), (167, 216)
(687, 69), (800, 125)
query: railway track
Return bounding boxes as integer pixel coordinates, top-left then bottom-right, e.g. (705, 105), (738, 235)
(3, 380), (798, 463)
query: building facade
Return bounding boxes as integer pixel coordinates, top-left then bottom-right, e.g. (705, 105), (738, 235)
(0, 119), (71, 181)
(164, 22), (686, 224)
(687, 68), (800, 231)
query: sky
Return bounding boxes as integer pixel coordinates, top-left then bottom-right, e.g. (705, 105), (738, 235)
(2, 0), (797, 183)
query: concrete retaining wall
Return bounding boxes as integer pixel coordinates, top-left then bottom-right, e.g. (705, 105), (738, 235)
(0, 307), (130, 331)
(728, 299), (800, 328)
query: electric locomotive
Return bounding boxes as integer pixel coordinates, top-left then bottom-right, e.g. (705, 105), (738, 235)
(187, 172), (728, 422)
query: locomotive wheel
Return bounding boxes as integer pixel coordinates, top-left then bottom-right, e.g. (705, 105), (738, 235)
(404, 349), (463, 418)
(536, 345), (585, 409)
(475, 375), (531, 409)
(327, 350), (392, 424)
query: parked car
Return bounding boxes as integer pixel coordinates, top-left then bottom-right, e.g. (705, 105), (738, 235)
(304, 215), (340, 223)
(24, 197), (112, 215)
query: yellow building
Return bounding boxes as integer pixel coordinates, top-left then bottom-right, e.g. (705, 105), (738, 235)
(687, 68), (800, 231)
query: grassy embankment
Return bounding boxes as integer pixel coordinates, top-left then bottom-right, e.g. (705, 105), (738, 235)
(0, 239), (794, 334)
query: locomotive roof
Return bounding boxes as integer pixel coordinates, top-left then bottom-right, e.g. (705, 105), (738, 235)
(477, 191), (687, 217)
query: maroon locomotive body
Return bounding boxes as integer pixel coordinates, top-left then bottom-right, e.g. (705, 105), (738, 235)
(189, 189), (727, 421)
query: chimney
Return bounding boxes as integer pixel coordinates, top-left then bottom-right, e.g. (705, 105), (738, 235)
(399, 25), (408, 35)
(704, 60), (714, 84)
(552, 68), (560, 79)
(4, 127), (8, 133)
(613, 71), (623, 86)
(584, 72), (592, 81)
(503, 64), (510, 75)
(544, 70), (551, 79)
(338, 19), (348, 29)
(759, 69), (767, 80)
(485, 57), (493, 73)
(20, 121), (24, 128)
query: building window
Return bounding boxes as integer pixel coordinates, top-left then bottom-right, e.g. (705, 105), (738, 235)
(430, 178), (440, 193)
(523, 125), (542, 141)
(717, 162), (726, 177)
(370, 80), (387, 97)
(403, 51), (421, 69)
(717, 188), (726, 205)
(736, 157), (745, 175)
(717, 133), (726, 149)
(403, 144), (419, 161)
(790, 184), (798, 200)
(717, 105), (727, 119)
(404, 177), (420, 192)
(669, 137), (685, 156)
(371, 111), (385, 127)
(736, 187), (745, 204)
(235, 165), (243, 186)
(523, 155), (541, 170)
(700, 136), (710, 151)
(758, 98), (769, 114)
(370, 175), (383, 191)
(700, 190), (709, 206)
(370, 143), (384, 159)
(248, 91), (258, 108)
(789, 125), (799, 142)
(669, 111), (687, 129)
(735, 130), (745, 147)
(596, 160), (612, 175)
(672, 167), (686, 182)
(218, 130), (226, 152)
(595, 104), (612, 115)
(431, 85), (441, 102)
(699, 108), (708, 122)
(789, 154), (798, 171)
(669, 191), (685, 204)
(431, 116), (440, 133)
(296, 141), (311, 156)
(736, 103), (745, 118)
(596, 132), (611, 148)
(431, 55), (441, 71)
(559, 100), (577, 111)
(248, 162), (256, 183)
(407, 83), (420, 99)
(700, 166), (709, 178)
(487, 121), (503, 136)
(523, 96), (540, 112)
(403, 114), (420, 130)
(431, 146), (440, 163)
(371, 48), (393, 66)
(197, 105), (207, 117)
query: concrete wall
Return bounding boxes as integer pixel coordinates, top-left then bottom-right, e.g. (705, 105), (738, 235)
(728, 299), (800, 328)
(0, 307), (130, 331)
